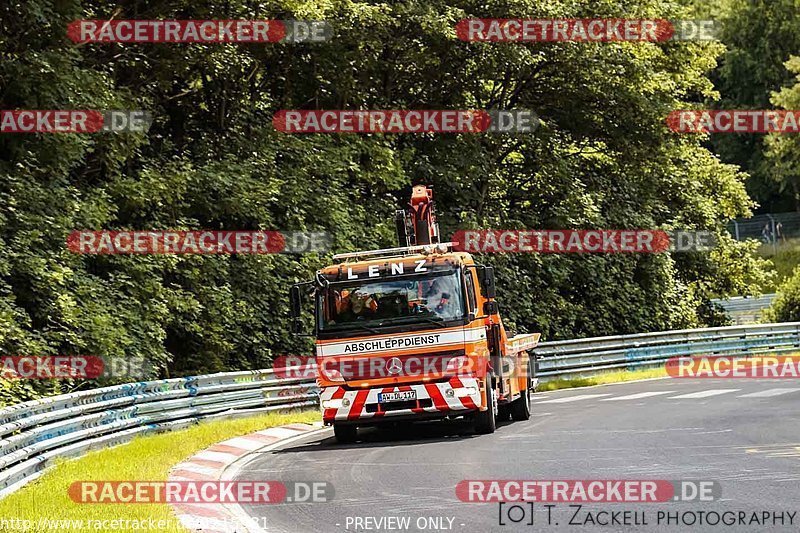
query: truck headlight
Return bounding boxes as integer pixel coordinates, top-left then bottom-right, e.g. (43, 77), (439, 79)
(453, 386), (478, 398)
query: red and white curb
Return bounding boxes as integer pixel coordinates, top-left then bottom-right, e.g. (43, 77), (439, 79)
(168, 422), (327, 532)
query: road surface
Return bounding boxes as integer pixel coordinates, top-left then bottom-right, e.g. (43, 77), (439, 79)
(233, 378), (800, 532)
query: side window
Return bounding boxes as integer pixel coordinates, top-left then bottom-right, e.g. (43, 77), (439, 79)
(464, 271), (477, 313)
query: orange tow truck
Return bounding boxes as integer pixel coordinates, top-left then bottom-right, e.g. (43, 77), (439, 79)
(290, 186), (540, 443)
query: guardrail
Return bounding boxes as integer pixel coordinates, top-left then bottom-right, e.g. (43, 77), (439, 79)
(712, 293), (777, 312)
(2, 321), (800, 499)
(534, 322), (800, 379)
(711, 294), (776, 325)
(0, 369), (318, 498)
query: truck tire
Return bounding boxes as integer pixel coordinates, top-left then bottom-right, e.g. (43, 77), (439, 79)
(333, 424), (357, 443)
(497, 405), (511, 422)
(510, 387), (531, 421)
(511, 359), (532, 421)
(474, 375), (497, 434)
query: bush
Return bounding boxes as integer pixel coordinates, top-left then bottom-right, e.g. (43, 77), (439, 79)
(764, 267), (800, 322)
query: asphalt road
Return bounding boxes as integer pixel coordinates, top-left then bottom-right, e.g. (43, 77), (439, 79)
(234, 378), (800, 533)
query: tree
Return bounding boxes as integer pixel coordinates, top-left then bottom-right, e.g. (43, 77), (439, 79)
(0, 0), (771, 404)
(710, 0), (800, 212)
(764, 264), (800, 322)
(764, 57), (800, 210)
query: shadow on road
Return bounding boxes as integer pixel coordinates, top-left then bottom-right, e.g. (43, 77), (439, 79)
(272, 417), (516, 453)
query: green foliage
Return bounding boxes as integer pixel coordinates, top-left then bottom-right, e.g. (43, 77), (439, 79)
(764, 57), (800, 210)
(710, 0), (800, 212)
(764, 265), (800, 322)
(0, 0), (771, 403)
(758, 239), (800, 292)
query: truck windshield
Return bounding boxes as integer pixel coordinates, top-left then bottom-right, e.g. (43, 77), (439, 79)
(319, 270), (466, 332)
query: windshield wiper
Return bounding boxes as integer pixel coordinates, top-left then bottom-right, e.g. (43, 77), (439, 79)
(414, 316), (449, 328)
(324, 322), (381, 334)
(329, 316), (449, 333)
(346, 323), (381, 334)
(379, 316), (449, 329)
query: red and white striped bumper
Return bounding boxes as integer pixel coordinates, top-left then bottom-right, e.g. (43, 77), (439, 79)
(319, 377), (481, 423)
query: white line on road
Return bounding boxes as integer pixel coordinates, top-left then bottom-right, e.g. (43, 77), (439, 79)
(600, 391), (677, 401)
(537, 393), (612, 404)
(738, 388), (800, 398)
(668, 389), (740, 399)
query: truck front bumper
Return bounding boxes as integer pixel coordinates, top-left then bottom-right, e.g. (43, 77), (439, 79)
(319, 377), (482, 424)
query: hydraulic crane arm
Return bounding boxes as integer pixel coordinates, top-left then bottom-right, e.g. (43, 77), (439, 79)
(395, 185), (440, 247)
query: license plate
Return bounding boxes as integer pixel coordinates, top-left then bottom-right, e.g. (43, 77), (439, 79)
(378, 391), (417, 403)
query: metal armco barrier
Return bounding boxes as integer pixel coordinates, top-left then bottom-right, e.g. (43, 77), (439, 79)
(0, 369), (319, 498)
(2, 322), (799, 499)
(711, 294), (777, 325)
(534, 322), (800, 378)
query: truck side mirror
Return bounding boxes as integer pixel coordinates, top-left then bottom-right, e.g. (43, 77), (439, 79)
(472, 264), (497, 300)
(289, 282), (314, 336)
(482, 266), (496, 299)
(483, 300), (498, 315)
(290, 285), (302, 319)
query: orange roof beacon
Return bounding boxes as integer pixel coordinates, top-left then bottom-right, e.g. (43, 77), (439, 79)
(289, 185), (540, 443)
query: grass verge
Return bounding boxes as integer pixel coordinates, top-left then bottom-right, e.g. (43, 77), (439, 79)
(538, 367), (668, 391)
(0, 409), (319, 532)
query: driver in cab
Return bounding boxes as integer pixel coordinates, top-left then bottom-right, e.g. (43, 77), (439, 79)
(331, 289), (378, 323)
(351, 290), (378, 319)
(422, 277), (454, 317)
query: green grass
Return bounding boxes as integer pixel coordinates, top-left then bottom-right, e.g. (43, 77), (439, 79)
(758, 239), (800, 291)
(0, 409), (319, 532)
(538, 367), (668, 391)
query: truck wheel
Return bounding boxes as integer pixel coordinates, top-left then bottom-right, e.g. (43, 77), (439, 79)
(333, 424), (357, 443)
(497, 405), (511, 422)
(511, 360), (532, 421)
(510, 387), (531, 421)
(474, 375), (497, 434)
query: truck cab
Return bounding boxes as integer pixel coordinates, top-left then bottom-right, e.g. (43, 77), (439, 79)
(289, 187), (539, 443)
